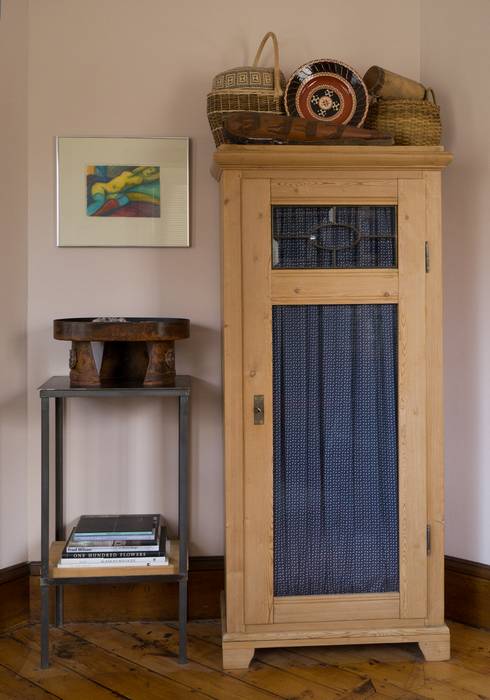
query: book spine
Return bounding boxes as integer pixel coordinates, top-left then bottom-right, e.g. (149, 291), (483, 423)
(66, 545), (160, 553)
(73, 533), (156, 541)
(63, 550), (164, 558)
(66, 527), (167, 554)
(59, 557), (168, 567)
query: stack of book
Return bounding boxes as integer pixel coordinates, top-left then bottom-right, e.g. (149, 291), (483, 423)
(59, 514), (168, 568)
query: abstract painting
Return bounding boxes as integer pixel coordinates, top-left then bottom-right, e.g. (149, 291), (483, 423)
(86, 165), (161, 218)
(57, 137), (189, 247)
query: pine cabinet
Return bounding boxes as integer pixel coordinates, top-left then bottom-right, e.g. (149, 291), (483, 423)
(214, 145), (452, 670)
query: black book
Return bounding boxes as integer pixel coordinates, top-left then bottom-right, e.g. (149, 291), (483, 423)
(62, 526), (167, 559)
(73, 514), (160, 540)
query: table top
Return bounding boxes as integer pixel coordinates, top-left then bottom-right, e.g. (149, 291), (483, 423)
(53, 317), (190, 342)
(39, 375), (192, 397)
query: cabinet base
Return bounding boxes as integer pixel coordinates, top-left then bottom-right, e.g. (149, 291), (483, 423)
(418, 637), (451, 661)
(222, 645), (255, 670)
(222, 625), (450, 670)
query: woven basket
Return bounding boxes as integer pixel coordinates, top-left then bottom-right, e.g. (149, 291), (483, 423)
(207, 32), (286, 147)
(364, 89), (441, 146)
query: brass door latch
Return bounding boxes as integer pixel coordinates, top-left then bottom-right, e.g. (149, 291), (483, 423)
(254, 395), (264, 425)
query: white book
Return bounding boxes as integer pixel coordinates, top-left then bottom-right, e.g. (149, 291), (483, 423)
(58, 555), (168, 567)
(66, 542), (162, 553)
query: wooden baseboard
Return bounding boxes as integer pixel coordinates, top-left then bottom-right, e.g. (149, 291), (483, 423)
(445, 555), (490, 629)
(1, 554), (488, 630)
(0, 563), (30, 631)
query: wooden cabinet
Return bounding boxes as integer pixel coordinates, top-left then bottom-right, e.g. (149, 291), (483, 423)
(214, 145), (452, 670)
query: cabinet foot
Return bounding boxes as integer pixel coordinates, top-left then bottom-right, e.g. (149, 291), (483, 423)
(419, 638), (450, 661)
(222, 644), (254, 670)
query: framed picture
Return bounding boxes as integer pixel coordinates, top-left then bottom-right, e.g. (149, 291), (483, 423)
(56, 137), (189, 247)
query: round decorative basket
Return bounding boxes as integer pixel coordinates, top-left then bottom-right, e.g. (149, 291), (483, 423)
(207, 31), (286, 147)
(284, 58), (369, 127)
(364, 89), (441, 146)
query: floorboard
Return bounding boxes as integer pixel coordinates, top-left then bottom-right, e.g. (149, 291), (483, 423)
(0, 635), (125, 699)
(0, 662), (60, 700)
(0, 620), (487, 699)
(118, 621), (345, 699)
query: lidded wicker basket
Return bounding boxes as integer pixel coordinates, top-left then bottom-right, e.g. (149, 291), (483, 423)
(207, 32), (286, 147)
(364, 89), (441, 146)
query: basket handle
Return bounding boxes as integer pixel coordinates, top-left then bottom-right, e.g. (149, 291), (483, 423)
(425, 87), (437, 103)
(252, 31), (283, 99)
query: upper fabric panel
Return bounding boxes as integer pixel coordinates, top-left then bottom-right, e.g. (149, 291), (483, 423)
(272, 205), (397, 269)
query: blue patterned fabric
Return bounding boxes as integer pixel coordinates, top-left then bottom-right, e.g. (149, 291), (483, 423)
(272, 206), (396, 269)
(273, 304), (399, 596)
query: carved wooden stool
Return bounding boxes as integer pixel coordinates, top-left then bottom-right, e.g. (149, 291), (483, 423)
(54, 317), (190, 387)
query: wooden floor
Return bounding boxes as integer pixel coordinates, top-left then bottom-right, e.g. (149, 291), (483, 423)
(0, 620), (488, 699)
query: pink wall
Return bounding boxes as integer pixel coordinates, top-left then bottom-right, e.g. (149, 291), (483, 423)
(0, 0), (28, 567)
(4, 0), (487, 568)
(25, 0), (421, 558)
(421, 0), (490, 565)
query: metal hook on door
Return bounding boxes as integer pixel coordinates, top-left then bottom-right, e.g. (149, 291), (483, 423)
(274, 218), (362, 266)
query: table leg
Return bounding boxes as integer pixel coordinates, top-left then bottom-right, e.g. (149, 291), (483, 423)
(40, 583), (50, 669)
(178, 394), (189, 664)
(55, 585), (64, 628)
(178, 577), (188, 664)
(41, 397), (50, 667)
(55, 398), (64, 627)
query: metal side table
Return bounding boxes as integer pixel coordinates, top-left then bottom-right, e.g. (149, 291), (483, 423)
(38, 375), (191, 668)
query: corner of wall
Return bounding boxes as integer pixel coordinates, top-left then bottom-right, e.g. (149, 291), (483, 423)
(0, 0), (29, 568)
(419, 0), (490, 566)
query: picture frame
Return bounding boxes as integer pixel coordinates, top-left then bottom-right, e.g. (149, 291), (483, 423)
(56, 137), (189, 247)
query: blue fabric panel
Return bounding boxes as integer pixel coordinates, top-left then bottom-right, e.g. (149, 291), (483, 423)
(273, 304), (399, 596)
(272, 205), (396, 268)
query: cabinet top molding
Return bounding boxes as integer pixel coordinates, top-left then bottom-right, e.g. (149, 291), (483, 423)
(212, 144), (453, 178)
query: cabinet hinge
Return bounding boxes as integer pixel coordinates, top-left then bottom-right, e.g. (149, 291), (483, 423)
(425, 242), (430, 273)
(426, 524), (431, 555)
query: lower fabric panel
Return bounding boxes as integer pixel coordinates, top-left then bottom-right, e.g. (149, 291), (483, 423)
(273, 304), (399, 596)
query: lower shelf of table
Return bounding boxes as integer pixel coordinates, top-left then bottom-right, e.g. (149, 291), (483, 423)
(48, 539), (184, 579)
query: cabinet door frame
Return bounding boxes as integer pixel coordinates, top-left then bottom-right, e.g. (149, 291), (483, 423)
(242, 178), (274, 625)
(240, 176), (428, 627)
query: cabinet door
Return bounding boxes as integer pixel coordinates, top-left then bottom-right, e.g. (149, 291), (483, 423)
(242, 177), (427, 627)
